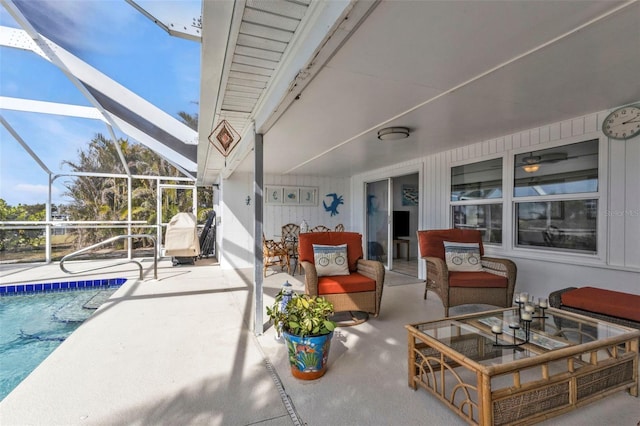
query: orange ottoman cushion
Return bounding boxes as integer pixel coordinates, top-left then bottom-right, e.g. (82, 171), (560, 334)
(448, 271), (508, 288)
(561, 286), (640, 322)
(317, 272), (376, 295)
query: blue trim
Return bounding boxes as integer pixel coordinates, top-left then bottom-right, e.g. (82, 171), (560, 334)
(0, 278), (127, 295)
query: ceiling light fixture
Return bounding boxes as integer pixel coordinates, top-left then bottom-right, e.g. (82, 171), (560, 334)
(377, 127), (410, 141)
(521, 155), (541, 173)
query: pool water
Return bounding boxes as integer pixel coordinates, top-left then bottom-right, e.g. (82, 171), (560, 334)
(0, 288), (119, 400)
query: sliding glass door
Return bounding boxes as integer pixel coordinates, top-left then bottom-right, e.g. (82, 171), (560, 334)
(365, 179), (390, 269)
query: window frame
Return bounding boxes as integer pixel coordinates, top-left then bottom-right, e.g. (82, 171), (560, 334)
(510, 136), (607, 261)
(447, 135), (607, 263)
(449, 154), (506, 247)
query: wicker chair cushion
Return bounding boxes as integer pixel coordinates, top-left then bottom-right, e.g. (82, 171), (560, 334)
(561, 286), (640, 322)
(317, 272), (376, 295)
(313, 244), (349, 277)
(417, 229), (485, 259)
(449, 271), (508, 288)
(299, 232), (363, 272)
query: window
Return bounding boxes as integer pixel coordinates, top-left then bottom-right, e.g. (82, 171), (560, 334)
(514, 139), (599, 253)
(451, 158), (503, 243)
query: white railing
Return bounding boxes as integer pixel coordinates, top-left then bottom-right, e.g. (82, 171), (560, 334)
(59, 234), (158, 280)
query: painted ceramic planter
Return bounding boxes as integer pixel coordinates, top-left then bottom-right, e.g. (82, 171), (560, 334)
(283, 331), (333, 380)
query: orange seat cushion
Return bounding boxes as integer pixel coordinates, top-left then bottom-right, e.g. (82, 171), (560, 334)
(417, 229), (485, 259)
(561, 286), (640, 322)
(299, 232), (363, 272)
(448, 271), (508, 288)
(317, 272), (376, 295)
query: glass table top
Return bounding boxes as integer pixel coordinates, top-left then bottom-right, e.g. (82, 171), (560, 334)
(410, 307), (637, 366)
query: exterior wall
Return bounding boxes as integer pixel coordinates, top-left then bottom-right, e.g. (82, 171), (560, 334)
(219, 172), (350, 269)
(219, 172), (254, 269)
(352, 107), (640, 297)
(263, 174), (350, 238)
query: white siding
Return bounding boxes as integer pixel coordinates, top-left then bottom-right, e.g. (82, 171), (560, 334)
(219, 172), (254, 269)
(352, 107), (640, 295)
(263, 174), (350, 238)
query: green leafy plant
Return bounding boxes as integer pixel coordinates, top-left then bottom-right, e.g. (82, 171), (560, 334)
(267, 291), (336, 338)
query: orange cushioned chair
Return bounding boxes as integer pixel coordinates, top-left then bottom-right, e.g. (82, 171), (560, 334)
(298, 232), (385, 317)
(417, 229), (517, 316)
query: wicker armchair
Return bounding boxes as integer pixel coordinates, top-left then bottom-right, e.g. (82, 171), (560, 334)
(281, 223), (300, 274)
(262, 234), (290, 277)
(298, 232), (385, 317)
(310, 225), (331, 232)
(334, 223), (345, 232)
(417, 229), (517, 316)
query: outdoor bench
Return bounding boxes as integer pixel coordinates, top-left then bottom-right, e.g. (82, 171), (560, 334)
(549, 286), (640, 330)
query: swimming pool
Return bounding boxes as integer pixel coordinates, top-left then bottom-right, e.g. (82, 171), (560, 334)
(0, 280), (126, 400)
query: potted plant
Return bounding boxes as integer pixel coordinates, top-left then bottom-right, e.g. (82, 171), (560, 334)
(267, 290), (337, 380)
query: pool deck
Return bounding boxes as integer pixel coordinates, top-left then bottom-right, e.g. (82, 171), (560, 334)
(1, 258), (639, 425)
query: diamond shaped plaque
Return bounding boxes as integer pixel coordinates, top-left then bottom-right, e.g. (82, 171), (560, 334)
(208, 119), (241, 157)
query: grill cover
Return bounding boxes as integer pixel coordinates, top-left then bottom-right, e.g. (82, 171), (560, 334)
(165, 212), (201, 257)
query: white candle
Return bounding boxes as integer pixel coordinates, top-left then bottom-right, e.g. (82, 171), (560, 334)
(509, 322), (520, 329)
(539, 299), (548, 308)
(522, 312), (532, 321)
(491, 325), (502, 333)
(519, 293), (528, 302)
(524, 304), (535, 313)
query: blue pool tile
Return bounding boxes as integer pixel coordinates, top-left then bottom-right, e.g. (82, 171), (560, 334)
(1, 278), (126, 296)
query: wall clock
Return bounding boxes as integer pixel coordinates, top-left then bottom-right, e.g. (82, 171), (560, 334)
(602, 105), (640, 140)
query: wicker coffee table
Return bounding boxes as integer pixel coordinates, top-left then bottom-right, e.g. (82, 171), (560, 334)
(406, 307), (639, 425)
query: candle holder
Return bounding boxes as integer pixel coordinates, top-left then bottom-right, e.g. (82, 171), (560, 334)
(515, 300), (524, 321)
(491, 326), (503, 346)
(521, 317), (532, 343)
(492, 322), (524, 350)
(533, 298), (549, 319)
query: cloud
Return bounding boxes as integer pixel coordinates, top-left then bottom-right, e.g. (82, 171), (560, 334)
(0, 182), (68, 206)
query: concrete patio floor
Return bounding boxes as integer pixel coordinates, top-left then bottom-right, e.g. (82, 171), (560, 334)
(0, 259), (638, 425)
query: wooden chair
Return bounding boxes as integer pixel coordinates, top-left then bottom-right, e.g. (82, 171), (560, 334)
(281, 223), (300, 274)
(417, 229), (517, 316)
(298, 231), (385, 318)
(334, 223), (345, 232)
(310, 225), (331, 232)
(262, 234), (290, 277)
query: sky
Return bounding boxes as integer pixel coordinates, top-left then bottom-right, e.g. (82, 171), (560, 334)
(0, 0), (201, 206)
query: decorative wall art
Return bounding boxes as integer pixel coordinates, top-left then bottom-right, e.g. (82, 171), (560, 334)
(265, 186), (282, 204)
(264, 186), (318, 205)
(299, 187), (317, 205)
(283, 187), (299, 204)
(323, 193), (344, 217)
(402, 185), (418, 206)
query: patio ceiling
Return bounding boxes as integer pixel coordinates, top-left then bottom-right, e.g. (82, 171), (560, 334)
(199, 0), (640, 183)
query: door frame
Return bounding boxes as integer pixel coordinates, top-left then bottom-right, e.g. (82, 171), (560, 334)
(356, 162), (423, 271)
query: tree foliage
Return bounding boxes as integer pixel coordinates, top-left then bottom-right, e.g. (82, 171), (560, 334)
(61, 133), (212, 248)
(0, 199), (47, 251)
(1, 111), (213, 258)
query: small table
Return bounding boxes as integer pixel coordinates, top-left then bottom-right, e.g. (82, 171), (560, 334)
(393, 239), (410, 261)
(406, 307), (639, 425)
